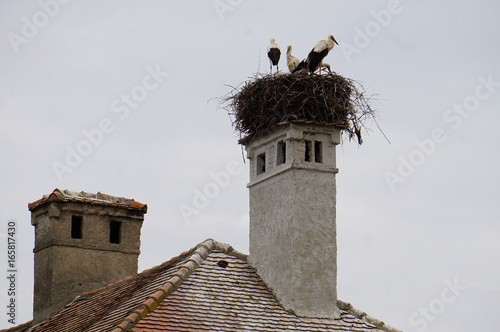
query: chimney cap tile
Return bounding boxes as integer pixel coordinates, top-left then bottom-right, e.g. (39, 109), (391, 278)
(28, 188), (147, 212)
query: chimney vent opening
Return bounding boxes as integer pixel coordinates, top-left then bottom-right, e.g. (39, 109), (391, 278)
(257, 153), (266, 175)
(304, 140), (323, 163)
(314, 141), (323, 163)
(304, 140), (312, 162)
(277, 141), (286, 165)
(71, 215), (82, 239)
(109, 221), (121, 244)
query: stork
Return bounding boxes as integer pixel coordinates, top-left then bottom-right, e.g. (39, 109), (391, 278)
(306, 34), (338, 74)
(267, 38), (281, 74)
(286, 45), (301, 73)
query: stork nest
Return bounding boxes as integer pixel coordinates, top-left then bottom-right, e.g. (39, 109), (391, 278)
(221, 72), (377, 144)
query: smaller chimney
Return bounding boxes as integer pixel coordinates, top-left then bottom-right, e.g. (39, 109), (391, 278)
(244, 122), (341, 318)
(28, 189), (147, 323)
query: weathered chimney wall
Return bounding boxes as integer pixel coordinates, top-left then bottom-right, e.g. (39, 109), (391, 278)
(29, 190), (146, 323)
(245, 123), (340, 318)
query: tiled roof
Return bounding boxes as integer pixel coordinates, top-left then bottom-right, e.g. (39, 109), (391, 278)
(27, 188), (147, 212)
(2, 239), (401, 332)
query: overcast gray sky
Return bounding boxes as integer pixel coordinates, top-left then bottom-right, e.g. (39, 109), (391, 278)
(1, 0), (499, 331)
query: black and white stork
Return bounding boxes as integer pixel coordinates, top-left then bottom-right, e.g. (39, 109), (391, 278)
(286, 45), (301, 73)
(306, 34), (338, 74)
(267, 38), (281, 74)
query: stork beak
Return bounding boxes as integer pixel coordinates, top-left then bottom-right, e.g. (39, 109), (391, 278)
(329, 34), (339, 45)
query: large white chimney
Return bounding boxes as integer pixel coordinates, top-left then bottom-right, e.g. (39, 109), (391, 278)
(244, 122), (341, 318)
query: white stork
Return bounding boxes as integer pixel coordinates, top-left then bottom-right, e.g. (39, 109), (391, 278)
(267, 38), (281, 74)
(286, 45), (301, 73)
(306, 34), (338, 74)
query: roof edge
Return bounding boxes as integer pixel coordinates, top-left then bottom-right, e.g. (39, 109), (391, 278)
(337, 300), (403, 332)
(0, 320), (33, 332)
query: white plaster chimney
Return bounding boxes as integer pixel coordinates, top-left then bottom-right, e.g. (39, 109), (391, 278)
(244, 122), (341, 318)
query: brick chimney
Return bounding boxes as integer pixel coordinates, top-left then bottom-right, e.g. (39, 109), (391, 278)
(28, 189), (147, 323)
(244, 122), (341, 318)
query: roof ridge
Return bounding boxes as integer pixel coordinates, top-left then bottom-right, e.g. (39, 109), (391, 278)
(109, 238), (221, 332)
(211, 239), (248, 260)
(337, 300), (403, 332)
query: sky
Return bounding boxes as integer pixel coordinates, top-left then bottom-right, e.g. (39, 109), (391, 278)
(0, 0), (499, 330)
